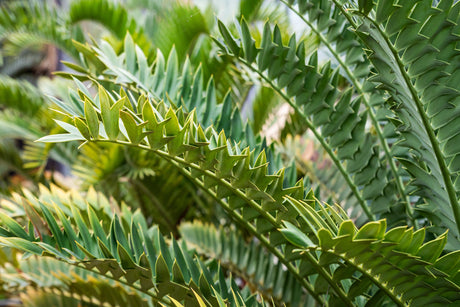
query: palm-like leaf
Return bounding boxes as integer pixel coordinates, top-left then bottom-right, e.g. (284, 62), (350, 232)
(179, 221), (311, 306)
(331, 0), (460, 249)
(215, 19), (400, 225)
(280, 203), (460, 306)
(37, 77), (460, 305)
(216, 0), (460, 249)
(2, 1), (460, 306)
(51, 36), (275, 232)
(0, 185), (266, 306)
(2, 257), (146, 306)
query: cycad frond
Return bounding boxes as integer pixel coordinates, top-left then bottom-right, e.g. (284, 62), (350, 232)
(56, 34), (275, 157)
(2, 257), (147, 306)
(280, 204), (460, 306)
(332, 0), (460, 249)
(36, 80), (460, 305)
(215, 20), (406, 226)
(0, 185), (266, 306)
(0, 1), (79, 59)
(180, 221), (309, 307)
(53, 37), (275, 232)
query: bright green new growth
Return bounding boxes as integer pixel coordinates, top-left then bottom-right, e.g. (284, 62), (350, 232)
(0, 0), (460, 306)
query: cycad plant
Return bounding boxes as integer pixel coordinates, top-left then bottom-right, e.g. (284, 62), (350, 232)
(0, 0), (459, 306)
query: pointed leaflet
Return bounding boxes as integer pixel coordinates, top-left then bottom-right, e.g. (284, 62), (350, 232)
(99, 85), (124, 140)
(120, 110), (147, 144)
(84, 98), (100, 139)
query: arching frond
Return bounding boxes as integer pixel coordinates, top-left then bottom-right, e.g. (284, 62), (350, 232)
(36, 80), (460, 305)
(2, 257), (148, 306)
(215, 20), (405, 226)
(180, 221), (311, 307)
(2, 1), (460, 306)
(330, 0), (460, 249)
(280, 204), (460, 306)
(0, 185), (267, 306)
(52, 36), (284, 232)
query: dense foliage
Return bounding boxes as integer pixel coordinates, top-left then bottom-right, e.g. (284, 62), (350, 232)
(0, 0), (459, 306)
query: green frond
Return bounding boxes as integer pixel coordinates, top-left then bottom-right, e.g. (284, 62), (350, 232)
(35, 77), (337, 304)
(0, 185), (267, 306)
(2, 2), (459, 306)
(2, 257), (147, 306)
(215, 19), (407, 226)
(40, 63), (460, 303)
(180, 221), (311, 307)
(279, 0), (370, 81)
(52, 37), (275, 232)
(280, 209), (460, 306)
(0, 1), (79, 59)
(33, 76), (392, 304)
(278, 0), (398, 182)
(330, 0), (460, 248)
(56, 34), (271, 153)
(0, 75), (46, 114)
(68, 0), (153, 57)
